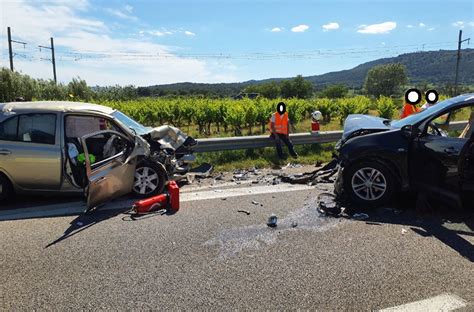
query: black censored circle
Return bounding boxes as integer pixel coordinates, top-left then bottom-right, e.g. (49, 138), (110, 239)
(405, 89), (422, 105)
(277, 102), (286, 115)
(425, 89), (439, 104)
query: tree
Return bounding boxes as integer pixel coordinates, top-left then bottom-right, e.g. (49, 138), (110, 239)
(319, 84), (348, 98)
(68, 77), (92, 100)
(243, 82), (280, 99)
(364, 63), (407, 97)
(280, 75), (313, 99)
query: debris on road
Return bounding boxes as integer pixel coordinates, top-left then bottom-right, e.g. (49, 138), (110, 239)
(280, 159), (338, 185)
(237, 210), (251, 215)
(283, 162), (303, 169)
(267, 214), (278, 228)
(291, 221), (298, 228)
(352, 213), (369, 221)
(316, 193), (342, 216)
(401, 228), (408, 235)
(252, 200), (263, 206)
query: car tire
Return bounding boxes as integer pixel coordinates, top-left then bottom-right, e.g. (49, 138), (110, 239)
(132, 161), (167, 198)
(343, 160), (395, 207)
(0, 174), (14, 202)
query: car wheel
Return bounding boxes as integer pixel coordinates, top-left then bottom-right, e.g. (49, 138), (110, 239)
(133, 161), (167, 198)
(343, 161), (395, 207)
(0, 174), (14, 202)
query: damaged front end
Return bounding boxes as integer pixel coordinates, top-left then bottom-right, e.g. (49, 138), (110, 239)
(141, 125), (211, 181)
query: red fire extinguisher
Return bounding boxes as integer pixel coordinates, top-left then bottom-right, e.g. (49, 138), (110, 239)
(132, 181), (180, 214)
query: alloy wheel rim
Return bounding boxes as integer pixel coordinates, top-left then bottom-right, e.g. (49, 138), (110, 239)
(351, 167), (387, 201)
(133, 167), (159, 195)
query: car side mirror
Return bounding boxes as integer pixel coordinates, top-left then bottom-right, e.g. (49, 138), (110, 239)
(401, 125), (414, 138)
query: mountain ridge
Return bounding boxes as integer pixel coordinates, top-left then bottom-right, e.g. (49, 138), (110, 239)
(138, 49), (474, 97)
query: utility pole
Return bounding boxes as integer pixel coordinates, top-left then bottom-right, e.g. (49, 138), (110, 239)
(39, 37), (57, 83)
(454, 30), (470, 95)
(7, 27), (13, 71)
(6, 27), (27, 72)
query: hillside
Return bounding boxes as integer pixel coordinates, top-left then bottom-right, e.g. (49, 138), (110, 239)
(139, 49), (474, 97)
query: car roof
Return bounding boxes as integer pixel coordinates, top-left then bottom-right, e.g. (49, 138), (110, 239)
(0, 101), (115, 115)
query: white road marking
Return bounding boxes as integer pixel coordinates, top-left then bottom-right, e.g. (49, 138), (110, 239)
(181, 183), (311, 201)
(380, 293), (467, 312)
(0, 184), (313, 221)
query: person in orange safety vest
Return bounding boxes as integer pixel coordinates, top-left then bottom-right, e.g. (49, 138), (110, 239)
(400, 88), (422, 119)
(269, 102), (298, 159)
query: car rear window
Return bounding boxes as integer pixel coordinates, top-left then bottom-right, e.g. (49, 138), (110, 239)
(0, 116), (19, 141)
(0, 114), (57, 145)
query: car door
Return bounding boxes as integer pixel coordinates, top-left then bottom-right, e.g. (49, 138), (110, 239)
(80, 130), (138, 211)
(412, 134), (467, 193)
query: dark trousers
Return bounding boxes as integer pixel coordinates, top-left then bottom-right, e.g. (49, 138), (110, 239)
(272, 133), (297, 159)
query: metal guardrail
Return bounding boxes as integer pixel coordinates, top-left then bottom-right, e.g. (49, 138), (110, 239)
(194, 121), (469, 152)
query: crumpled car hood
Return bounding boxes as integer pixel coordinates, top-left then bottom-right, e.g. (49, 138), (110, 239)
(342, 114), (392, 140)
(146, 125), (188, 150)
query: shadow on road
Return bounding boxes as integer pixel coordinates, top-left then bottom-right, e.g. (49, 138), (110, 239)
(45, 207), (179, 248)
(45, 208), (129, 248)
(360, 198), (474, 262)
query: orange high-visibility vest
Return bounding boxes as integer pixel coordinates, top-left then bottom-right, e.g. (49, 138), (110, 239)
(268, 112), (289, 135)
(400, 103), (420, 119)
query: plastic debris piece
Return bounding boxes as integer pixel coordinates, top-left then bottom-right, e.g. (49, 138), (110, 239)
(317, 192), (342, 216)
(267, 214), (278, 228)
(251, 200), (263, 206)
(237, 210), (251, 215)
(401, 228), (408, 234)
(352, 213), (369, 220)
(291, 221), (298, 228)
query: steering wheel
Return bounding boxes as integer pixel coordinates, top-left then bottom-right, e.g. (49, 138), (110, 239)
(428, 122), (443, 136)
(104, 134), (127, 158)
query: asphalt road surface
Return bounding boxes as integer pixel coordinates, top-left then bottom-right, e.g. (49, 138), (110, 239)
(1, 183), (473, 310)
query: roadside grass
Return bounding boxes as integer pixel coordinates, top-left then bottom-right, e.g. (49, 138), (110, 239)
(195, 143), (335, 172)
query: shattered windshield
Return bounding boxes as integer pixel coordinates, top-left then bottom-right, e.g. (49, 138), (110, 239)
(111, 110), (149, 135)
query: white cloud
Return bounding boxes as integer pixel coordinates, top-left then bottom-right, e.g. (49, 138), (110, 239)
(0, 0), (235, 85)
(322, 22), (339, 32)
(406, 24), (413, 28)
(271, 27), (282, 32)
(105, 6), (137, 21)
(452, 21), (465, 28)
(357, 22), (397, 34)
(184, 30), (196, 36)
(427, 27), (435, 31)
(419, 22), (426, 27)
(469, 22), (474, 27)
(124, 5), (133, 13)
(291, 24), (309, 32)
(381, 42), (386, 46)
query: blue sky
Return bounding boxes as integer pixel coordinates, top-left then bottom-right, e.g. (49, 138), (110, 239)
(0, 0), (473, 86)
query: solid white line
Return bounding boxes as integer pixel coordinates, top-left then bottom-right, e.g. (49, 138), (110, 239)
(180, 183), (312, 201)
(380, 293), (467, 312)
(0, 184), (313, 220)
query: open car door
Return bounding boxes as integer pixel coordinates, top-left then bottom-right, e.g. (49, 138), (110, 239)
(80, 130), (138, 211)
